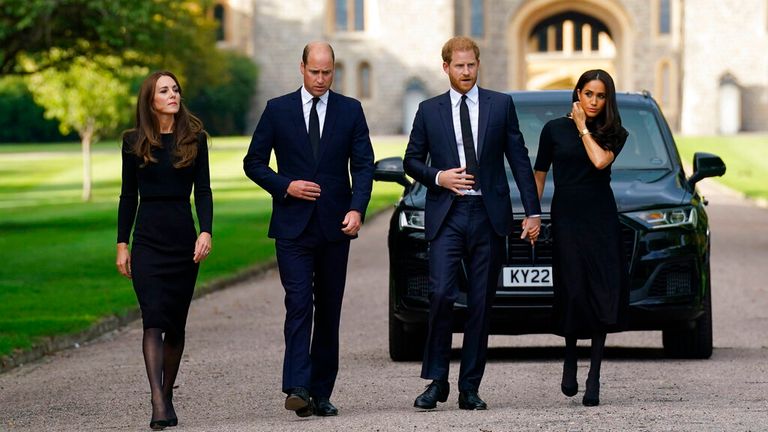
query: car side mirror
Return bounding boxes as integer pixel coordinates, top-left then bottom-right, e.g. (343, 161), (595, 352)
(688, 152), (726, 189)
(374, 156), (411, 188)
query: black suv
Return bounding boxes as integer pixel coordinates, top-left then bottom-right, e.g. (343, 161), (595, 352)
(374, 90), (725, 361)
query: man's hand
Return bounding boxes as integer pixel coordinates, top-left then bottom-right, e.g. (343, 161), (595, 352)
(437, 167), (474, 195)
(341, 210), (362, 236)
(287, 180), (321, 201)
(520, 216), (541, 245)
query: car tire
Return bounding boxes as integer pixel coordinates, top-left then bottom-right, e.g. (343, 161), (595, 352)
(662, 279), (713, 359)
(388, 315), (426, 362)
(389, 307), (427, 362)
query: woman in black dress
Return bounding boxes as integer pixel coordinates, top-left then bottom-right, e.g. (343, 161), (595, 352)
(116, 71), (212, 430)
(533, 69), (628, 407)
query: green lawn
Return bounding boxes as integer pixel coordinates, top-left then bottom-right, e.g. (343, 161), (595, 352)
(0, 136), (408, 358)
(676, 135), (768, 200)
(2, 133), (764, 360)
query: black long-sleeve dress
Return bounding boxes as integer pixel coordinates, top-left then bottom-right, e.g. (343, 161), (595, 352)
(534, 117), (628, 338)
(117, 132), (212, 334)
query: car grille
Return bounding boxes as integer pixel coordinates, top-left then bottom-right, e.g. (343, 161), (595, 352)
(406, 269), (430, 298)
(507, 220), (637, 270)
(647, 260), (696, 297)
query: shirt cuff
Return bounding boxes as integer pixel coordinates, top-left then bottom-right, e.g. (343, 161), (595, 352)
(527, 214), (541, 218)
(435, 170), (442, 186)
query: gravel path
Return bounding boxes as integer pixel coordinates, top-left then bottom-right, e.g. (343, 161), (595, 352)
(1, 178), (767, 431)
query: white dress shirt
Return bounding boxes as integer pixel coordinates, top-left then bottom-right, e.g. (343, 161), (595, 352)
(301, 86), (329, 137)
(436, 84), (481, 195)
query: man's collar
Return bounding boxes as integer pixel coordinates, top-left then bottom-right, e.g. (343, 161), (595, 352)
(449, 84), (479, 106)
(301, 86), (329, 104)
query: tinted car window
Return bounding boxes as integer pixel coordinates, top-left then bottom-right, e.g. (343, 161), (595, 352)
(515, 103), (672, 169)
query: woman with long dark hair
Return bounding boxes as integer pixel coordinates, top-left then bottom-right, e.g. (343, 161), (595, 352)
(116, 71), (212, 429)
(533, 69), (629, 406)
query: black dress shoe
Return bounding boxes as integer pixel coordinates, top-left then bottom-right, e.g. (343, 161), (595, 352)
(458, 390), (487, 410)
(312, 396), (339, 416)
(414, 380), (449, 409)
(285, 387), (313, 417)
(582, 378), (600, 407)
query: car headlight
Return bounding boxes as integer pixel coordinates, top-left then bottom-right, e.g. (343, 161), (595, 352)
(626, 206), (697, 230)
(399, 209), (425, 230)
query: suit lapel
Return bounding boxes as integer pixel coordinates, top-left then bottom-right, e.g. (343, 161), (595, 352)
(477, 87), (491, 160)
(437, 92), (460, 165)
(290, 88), (311, 153)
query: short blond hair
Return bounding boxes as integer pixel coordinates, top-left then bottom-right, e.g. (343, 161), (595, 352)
(441, 36), (480, 64)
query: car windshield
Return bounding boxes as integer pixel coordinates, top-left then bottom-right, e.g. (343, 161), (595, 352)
(516, 103), (672, 170)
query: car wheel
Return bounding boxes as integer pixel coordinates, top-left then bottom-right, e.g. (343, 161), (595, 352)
(388, 305), (426, 362)
(662, 278), (713, 359)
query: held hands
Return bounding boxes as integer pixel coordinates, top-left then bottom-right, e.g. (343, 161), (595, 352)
(287, 180), (321, 201)
(193, 232), (212, 263)
(341, 210), (362, 236)
(570, 102), (587, 130)
(438, 167), (475, 195)
(116, 243), (131, 279)
(520, 217), (541, 245)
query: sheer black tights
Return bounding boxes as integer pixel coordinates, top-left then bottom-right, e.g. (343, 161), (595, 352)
(142, 328), (185, 421)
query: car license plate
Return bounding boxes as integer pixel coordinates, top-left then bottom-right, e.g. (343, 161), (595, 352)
(502, 266), (553, 287)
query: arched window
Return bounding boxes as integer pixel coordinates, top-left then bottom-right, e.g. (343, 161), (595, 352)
(214, 3), (226, 42)
(358, 62), (371, 99)
(334, 62), (345, 94)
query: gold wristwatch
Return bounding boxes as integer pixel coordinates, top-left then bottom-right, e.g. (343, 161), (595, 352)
(579, 127), (590, 138)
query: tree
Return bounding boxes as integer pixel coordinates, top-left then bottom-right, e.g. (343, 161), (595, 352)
(0, 0), (220, 77)
(27, 54), (146, 201)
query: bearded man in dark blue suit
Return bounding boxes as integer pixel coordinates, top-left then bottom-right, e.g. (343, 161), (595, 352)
(244, 42), (374, 418)
(404, 36), (541, 410)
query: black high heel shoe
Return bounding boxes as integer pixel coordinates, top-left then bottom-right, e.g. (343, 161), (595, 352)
(166, 390), (178, 427)
(582, 377), (600, 406)
(561, 361), (578, 397)
(149, 419), (170, 430)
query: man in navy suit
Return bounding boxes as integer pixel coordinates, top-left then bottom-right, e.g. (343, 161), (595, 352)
(404, 36), (542, 410)
(244, 42), (374, 417)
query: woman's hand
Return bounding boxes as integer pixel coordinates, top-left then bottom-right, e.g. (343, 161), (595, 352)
(116, 243), (132, 278)
(571, 102), (587, 130)
(193, 232), (212, 263)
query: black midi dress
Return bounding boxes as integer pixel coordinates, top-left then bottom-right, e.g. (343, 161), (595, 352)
(117, 133), (212, 334)
(534, 117), (628, 338)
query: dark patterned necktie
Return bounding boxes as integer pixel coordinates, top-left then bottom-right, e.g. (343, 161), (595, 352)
(309, 97), (320, 159)
(460, 95), (478, 178)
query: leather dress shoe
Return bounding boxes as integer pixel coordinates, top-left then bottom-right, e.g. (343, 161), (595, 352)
(414, 380), (449, 409)
(458, 390), (487, 410)
(312, 396), (339, 416)
(285, 387), (313, 417)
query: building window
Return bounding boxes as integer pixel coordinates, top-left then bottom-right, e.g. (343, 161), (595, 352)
(358, 62), (371, 99)
(214, 3), (226, 42)
(455, 0), (484, 38)
(659, 0), (671, 34)
(334, 62), (345, 94)
(333, 0), (365, 32)
(470, 0), (484, 37)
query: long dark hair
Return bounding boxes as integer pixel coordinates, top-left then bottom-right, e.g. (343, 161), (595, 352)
(572, 69), (628, 152)
(123, 71), (204, 168)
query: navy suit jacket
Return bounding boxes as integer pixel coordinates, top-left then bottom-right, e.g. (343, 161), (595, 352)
(403, 87), (541, 241)
(244, 89), (374, 241)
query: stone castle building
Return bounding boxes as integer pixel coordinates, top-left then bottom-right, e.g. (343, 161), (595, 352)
(213, 0), (768, 136)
